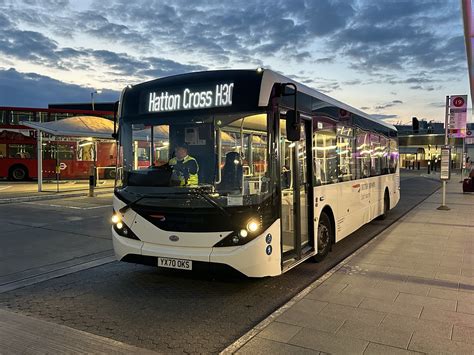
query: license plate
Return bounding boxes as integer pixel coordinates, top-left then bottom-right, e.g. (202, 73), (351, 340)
(157, 257), (192, 270)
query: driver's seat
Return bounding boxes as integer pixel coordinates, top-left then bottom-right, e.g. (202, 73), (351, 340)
(219, 152), (243, 191)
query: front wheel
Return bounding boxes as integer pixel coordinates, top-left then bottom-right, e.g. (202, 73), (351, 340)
(10, 166), (28, 181)
(313, 212), (332, 262)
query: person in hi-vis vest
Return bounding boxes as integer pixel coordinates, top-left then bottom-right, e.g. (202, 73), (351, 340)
(169, 145), (199, 186)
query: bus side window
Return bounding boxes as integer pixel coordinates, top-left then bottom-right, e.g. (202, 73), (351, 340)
(336, 124), (354, 182)
(8, 144), (35, 159)
(313, 120), (337, 185)
(0, 144), (6, 158)
(389, 139), (398, 173)
(356, 130), (370, 179)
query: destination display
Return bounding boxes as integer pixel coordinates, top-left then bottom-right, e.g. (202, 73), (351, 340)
(147, 82), (234, 113)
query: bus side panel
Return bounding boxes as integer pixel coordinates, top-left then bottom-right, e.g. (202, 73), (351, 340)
(329, 173), (400, 243)
(313, 185), (339, 243)
(0, 158), (37, 178)
(370, 174), (399, 219)
(392, 169), (401, 209)
(337, 180), (365, 240)
(370, 176), (383, 219)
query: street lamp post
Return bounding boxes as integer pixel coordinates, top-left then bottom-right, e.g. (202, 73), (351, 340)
(91, 90), (102, 111)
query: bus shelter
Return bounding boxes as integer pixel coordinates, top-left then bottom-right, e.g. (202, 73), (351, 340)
(21, 116), (116, 192)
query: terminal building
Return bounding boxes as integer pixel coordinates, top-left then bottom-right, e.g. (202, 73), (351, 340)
(396, 118), (474, 170)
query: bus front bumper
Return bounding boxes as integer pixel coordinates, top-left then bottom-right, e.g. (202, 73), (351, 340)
(112, 219), (281, 277)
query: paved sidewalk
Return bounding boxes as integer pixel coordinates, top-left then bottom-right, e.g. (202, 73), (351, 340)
(231, 182), (474, 354)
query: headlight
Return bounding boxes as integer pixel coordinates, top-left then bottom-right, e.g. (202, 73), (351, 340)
(111, 214), (121, 224)
(239, 229), (248, 238)
(213, 216), (265, 247)
(113, 221), (139, 240)
(246, 219), (260, 233)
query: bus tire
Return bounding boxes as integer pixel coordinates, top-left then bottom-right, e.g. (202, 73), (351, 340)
(378, 190), (390, 220)
(9, 165), (28, 181)
(313, 212), (332, 262)
(105, 168), (116, 179)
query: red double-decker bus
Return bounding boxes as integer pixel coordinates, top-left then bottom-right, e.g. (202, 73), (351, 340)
(0, 106), (116, 181)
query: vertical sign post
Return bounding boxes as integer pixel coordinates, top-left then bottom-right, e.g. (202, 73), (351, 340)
(437, 96), (451, 211)
(37, 129), (42, 192)
(438, 146), (451, 210)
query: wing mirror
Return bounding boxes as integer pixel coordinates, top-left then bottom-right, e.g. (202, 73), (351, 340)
(286, 109), (301, 141)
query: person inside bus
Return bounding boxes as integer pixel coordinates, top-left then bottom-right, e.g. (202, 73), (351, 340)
(169, 144), (199, 186)
(219, 151), (243, 191)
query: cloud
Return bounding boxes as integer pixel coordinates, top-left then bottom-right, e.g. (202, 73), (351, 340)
(86, 0), (355, 62)
(0, 18), (206, 81)
(315, 57), (336, 64)
(429, 101), (447, 108)
(342, 79), (362, 85)
(329, 0), (465, 74)
(0, 0), (466, 119)
(371, 114), (398, 120)
(375, 100), (404, 110)
(288, 72), (341, 93)
(409, 85), (435, 91)
(0, 68), (119, 107)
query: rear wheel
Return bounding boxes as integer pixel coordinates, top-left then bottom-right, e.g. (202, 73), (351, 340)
(379, 190), (390, 220)
(10, 165), (28, 181)
(313, 212), (332, 262)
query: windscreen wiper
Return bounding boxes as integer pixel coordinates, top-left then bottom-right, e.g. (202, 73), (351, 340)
(118, 194), (167, 214)
(189, 189), (231, 217)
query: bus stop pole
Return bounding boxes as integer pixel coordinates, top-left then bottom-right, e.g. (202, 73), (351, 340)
(460, 138), (465, 182)
(56, 141), (60, 193)
(438, 96), (449, 210)
(37, 129), (42, 192)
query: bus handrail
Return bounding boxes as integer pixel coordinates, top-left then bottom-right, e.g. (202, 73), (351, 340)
(216, 128), (222, 184)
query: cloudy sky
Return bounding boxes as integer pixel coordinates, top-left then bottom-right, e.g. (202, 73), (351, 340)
(0, 0), (469, 123)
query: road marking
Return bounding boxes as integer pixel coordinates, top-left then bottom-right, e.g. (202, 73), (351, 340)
(22, 201), (111, 210)
(0, 186), (12, 191)
(0, 255), (116, 294)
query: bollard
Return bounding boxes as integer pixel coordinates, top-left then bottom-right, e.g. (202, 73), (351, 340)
(417, 162), (420, 170)
(427, 161), (431, 174)
(88, 165), (96, 197)
(89, 173), (95, 197)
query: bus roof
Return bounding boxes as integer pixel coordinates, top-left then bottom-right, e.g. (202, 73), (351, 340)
(260, 69), (397, 132)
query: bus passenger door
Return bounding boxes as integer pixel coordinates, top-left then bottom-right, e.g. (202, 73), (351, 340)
(281, 117), (313, 266)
